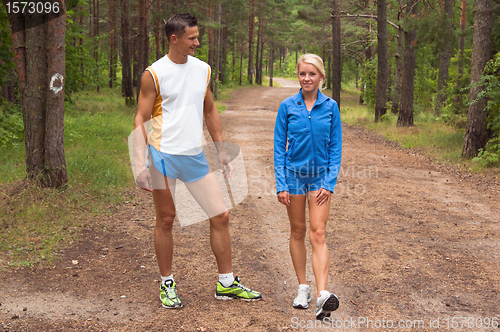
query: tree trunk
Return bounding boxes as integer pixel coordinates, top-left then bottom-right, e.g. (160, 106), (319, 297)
(397, 0), (417, 126)
(221, 15), (228, 85)
(375, 0), (388, 122)
(94, 0), (99, 92)
(435, 0), (454, 112)
(391, 26), (404, 114)
(6, 1), (67, 187)
(327, 49), (331, 90)
(136, 0), (145, 100)
(109, 0), (116, 88)
(462, 0), (493, 157)
(121, 0), (134, 105)
(255, 12), (261, 85)
(269, 44), (274, 87)
(214, 3), (221, 100)
(331, 0), (341, 105)
(454, 0), (468, 107)
(155, 0), (161, 60)
(248, 0), (255, 84)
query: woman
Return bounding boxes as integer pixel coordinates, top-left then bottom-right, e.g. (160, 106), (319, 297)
(274, 54), (342, 320)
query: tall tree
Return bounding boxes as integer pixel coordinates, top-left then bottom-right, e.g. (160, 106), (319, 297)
(397, 0), (418, 126)
(121, 0), (134, 105)
(462, 0), (493, 157)
(391, 0), (404, 114)
(375, 0), (388, 122)
(454, 0), (468, 107)
(109, 0), (116, 88)
(155, 0), (162, 60)
(435, 0), (454, 112)
(248, 0), (255, 84)
(5, 0), (67, 187)
(93, 0), (100, 92)
(331, 0), (341, 105)
(136, 0), (149, 100)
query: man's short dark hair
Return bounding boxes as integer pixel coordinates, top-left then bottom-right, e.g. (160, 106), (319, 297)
(165, 13), (198, 42)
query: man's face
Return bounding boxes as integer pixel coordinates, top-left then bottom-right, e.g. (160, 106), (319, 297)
(173, 25), (200, 56)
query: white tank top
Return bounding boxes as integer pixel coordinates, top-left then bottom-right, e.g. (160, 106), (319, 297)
(146, 55), (211, 155)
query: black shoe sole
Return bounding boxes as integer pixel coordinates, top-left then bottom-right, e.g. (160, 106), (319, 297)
(316, 294), (339, 320)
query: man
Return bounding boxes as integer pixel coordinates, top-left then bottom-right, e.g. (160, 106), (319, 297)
(134, 13), (262, 308)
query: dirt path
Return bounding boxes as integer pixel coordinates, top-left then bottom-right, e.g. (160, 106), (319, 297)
(2, 81), (500, 331)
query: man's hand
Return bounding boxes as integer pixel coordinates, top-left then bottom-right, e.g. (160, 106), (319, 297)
(136, 169), (153, 192)
(218, 151), (233, 179)
(277, 191), (290, 206)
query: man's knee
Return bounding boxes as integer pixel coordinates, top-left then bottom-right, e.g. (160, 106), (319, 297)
(156, 211), (176, 230)
(210, 210), (229, 228)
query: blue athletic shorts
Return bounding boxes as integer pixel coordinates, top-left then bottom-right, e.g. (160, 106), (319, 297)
(148, 145), (209, 183)
(285, 168), (326, 195)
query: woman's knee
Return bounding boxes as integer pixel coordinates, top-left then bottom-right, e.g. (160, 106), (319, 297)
(309, 227), (326, 245)
(290, 224), (307, 241)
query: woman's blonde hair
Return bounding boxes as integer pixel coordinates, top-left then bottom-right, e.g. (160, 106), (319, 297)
(295, 53), (326, 78)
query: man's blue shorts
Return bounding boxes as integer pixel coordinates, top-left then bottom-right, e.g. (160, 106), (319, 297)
(148, 145), (209, 183)
(285, 168), (326, 195)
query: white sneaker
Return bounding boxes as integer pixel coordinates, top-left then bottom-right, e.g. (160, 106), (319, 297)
(316, 290), (339, 320)
(293, 284), (311, 309)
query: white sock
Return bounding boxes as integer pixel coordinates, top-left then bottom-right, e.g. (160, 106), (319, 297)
(219, 272), (234, 287)
(298, 284), (309, 291)
(319, 290), (330, 299)
(161, 274), (174, 285)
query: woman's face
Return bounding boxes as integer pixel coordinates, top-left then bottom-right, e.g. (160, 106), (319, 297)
(298, 63), (324, 94)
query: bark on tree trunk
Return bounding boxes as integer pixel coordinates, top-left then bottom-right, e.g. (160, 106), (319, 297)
(94, 0), (100, 92)
(109, 0), (116, 88)
(397, 0), (417, 126)
(435, 0), (454, 112)
(391, 26), (404, 114)
(269, 45), (274, 87)
(121, 0), (134, 105)
(454, 0), (468, 107)
(331, 0), (341, 106)
(255, 12), (261, 85)
(155, 0), (161, 60)
(248, 0), (255, 84)
(375, 0), (388, 122)
(462, 0), (493, 157)
(6, 1), (67, 187)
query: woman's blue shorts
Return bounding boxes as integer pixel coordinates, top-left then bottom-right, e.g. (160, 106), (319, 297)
(285, 168), (326, 195)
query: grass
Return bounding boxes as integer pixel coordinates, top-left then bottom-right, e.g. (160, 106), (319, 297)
(0, 88), (136, 268)
(324, 84), (499, 176)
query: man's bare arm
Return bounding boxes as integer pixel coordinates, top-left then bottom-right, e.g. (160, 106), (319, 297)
(204, 83), (232, 178)
(133, 71), (157, 191)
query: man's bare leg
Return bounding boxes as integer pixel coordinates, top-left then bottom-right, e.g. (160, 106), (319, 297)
(185, 173), (232, 273)
(209, 211), (232, 274)
(152, 176), (177, 277)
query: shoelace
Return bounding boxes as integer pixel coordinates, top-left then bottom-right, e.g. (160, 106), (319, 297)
(235, 282), (252, 292)
(163, 285), (178, 299)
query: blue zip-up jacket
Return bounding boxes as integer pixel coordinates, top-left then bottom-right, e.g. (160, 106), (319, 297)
(274, 89), (342, 194)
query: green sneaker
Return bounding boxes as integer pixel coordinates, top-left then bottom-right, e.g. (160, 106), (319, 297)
(160, 279), (182, 309)
(214, 276), (262, 301)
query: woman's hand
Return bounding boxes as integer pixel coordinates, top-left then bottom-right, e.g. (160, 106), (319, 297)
(277, 191), (290, 206)
(315, 188), (331, 206)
